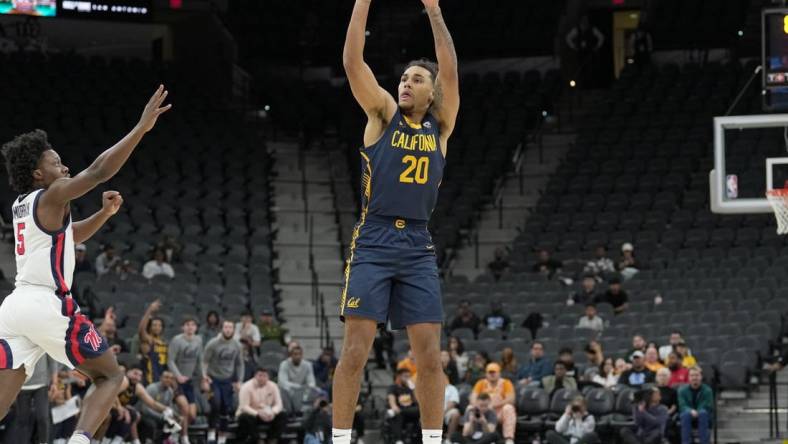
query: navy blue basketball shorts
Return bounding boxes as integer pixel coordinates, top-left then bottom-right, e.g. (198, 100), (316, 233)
(340, 214), (443, 330)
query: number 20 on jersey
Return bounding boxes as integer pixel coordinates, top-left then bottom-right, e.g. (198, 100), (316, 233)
(400, 155), (429, 184)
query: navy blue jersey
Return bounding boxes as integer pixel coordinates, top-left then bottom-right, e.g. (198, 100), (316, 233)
(360, 109), (444, 221)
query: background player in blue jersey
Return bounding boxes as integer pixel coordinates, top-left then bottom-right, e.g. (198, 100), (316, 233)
(332, 0), (459, 443)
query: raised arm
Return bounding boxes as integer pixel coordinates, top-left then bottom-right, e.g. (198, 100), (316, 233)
(138, 299), (161, 344)
(343, 0), (397, 120)
(423, 0), (459, 137)
(38, 86), (170, 212)
(73, 191), (124, 244)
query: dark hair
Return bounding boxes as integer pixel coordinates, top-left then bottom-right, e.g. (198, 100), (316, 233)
(558, 347), (573, 356)
(405, 58), (438, 84)
(554, 361), (567, 370)
(254, 367), (269, 376)
(181, 316), (197, 326)
(2, 129), (51, 193)
(240, 310), (253, 318)
(585, 303), (597, 309)
(598, 357), (614, 377)
(290, 345), (303, 354)
(477, 393), (491, 401)
(448, 335), (465, 354)
(206, 310), (220, 325)
(147, 316), (164, 332)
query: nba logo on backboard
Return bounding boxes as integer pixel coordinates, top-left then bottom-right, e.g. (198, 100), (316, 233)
(726, 174), (738, 199)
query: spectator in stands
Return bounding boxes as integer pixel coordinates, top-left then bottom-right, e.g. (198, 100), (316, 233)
(6, 356), (56, 444)
(619, 387), (669, 444)
(202, 310), (222, 343)
(448, 336), (469, 380)
(500, 347), (518, 381)
(113, 364), (176, 444)
(565, 15), (605, 88)
(657, 368), (679, 442)
(138, 300), (169, 384)
(278, 345), (318, 401)
(373, 328), (396, 370)
(397, 349), (418, 380)
(236, 368), (286, 444)
(584, 246), (615, 279)
(487, 247), (510, 281)
(568, 274), (598, 306)
(466, 351), (491, 385)
(532, 249), (563, 278)
(576, 303), (604, 333)
(644, 347), (665, 373)
(675, 341), (696, 368)
(678, 367), (713, 444)
(99, 315), (127, 354)
(545, 396), (599, 444)
(203, 320), (245, 444)
(156, 234), (182, 263)
(617, 243), (640, 281)
(627, 15), (654, 68)
(387, 368), (420, 444)
(557, 347), (580, 379)
(594, 276), (629, 314)
(591, 357), (619, 388)
(459, 392), (500, 444)
(449, 300), (482, 337)
(542, 361), (578, 396)
(470, 363), (516, 444)
(51, 367), (77, 440)
(142, 248), (175, 280)
(483, 300), (511, 336)
(258, 308), (287, 344)
(582, 341), (604, 380)
(441, 350), (460, 385)
(314, 346), (338, 391)
(444, 376), (462, 444)
(235, 310), (262, 349)
(620, 351), (656, 388)
(516, 341), (553, 387)
(140, 371), (189, 443)
(168, 316), (206, 443)
(628, 335), (647, 362)
(658, 331), (687, 361)
(666, 352), (689, 387)
(96, 243), (122, 277)
(74, 243), (93, 273)
(304, 398), (332, 444)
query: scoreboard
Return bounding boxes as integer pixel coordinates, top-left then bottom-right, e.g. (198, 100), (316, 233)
(0, 0), (151, 19)
(763, 8), (788, 111)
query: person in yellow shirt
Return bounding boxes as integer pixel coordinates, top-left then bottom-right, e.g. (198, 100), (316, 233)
(470, 363), (516, 444)
(397, 349), (418, 381)
(644, 347), (666, 373)
(675, 342), (697, 368)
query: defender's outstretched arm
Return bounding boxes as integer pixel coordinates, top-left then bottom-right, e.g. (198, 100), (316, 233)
(39, 86), (171, 209)
(423, 0), (459, 136)
(343, 0), (396, 118)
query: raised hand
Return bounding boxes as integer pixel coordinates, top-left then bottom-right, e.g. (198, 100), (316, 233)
(138, 85), (172, 133)
(101, 191), (124, 216)
(421, 0), (439, 9)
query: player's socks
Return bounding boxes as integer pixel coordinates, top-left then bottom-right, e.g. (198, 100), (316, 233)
(331, 428), (352, 444)
(422, 429), (442, 444)
(67, 431), (91, 444)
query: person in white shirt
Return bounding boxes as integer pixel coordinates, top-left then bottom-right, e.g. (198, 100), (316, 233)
(576, 304), (604, 333)
(142, 249), (174, 280)
(443, 381), (461, 444)
(545, 397), (599, 444)
(95, 243), (122, 277)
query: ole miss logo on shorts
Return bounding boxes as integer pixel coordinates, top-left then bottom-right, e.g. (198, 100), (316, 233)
(84, 326), (103, 352)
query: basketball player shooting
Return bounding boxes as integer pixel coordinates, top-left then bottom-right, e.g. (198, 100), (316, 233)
(0, 86), (171, 444)
(332, 0), (459, 443)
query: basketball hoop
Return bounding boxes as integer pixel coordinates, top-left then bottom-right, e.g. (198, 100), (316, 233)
(766, 188), (788, 235)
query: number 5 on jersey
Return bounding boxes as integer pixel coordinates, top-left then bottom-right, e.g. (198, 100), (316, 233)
(16, 222), (25, 255)
(399, 155), (429, 184)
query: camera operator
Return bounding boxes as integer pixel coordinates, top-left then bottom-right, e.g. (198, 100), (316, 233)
(459, 393), (499, 444)
(545, 397), (599, 444)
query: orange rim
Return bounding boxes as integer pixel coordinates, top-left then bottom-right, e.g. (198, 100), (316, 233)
(766, 189), (788, 197)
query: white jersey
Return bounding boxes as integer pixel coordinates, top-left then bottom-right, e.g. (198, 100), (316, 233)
(11, 189), (74, 295)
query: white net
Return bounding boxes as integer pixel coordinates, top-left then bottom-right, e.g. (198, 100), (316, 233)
(766, 189), (788, 235)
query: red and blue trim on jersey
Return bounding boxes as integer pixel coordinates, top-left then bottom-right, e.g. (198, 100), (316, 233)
(0, 339), (13, 370)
